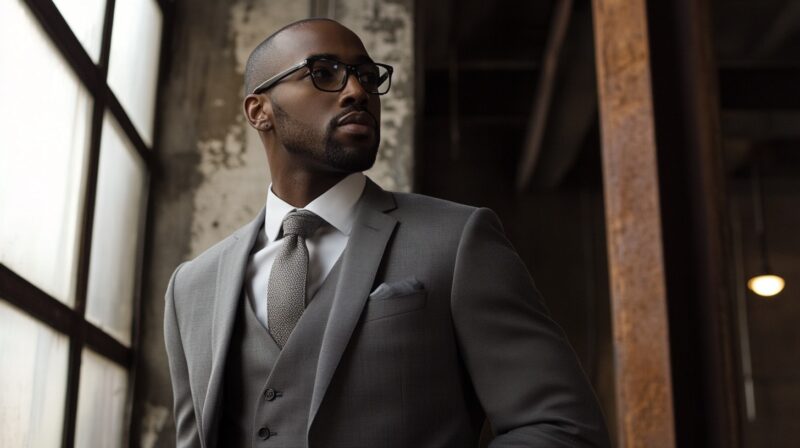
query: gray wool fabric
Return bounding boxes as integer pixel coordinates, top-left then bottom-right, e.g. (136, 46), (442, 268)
(219, 258), (342, 445)
(164, 179), (611, 447)
(267, 210), (325, 348)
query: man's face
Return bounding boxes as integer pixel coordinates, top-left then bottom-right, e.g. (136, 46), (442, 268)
(265, 22), (382, 174)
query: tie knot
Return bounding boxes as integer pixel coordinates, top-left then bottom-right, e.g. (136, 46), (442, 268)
(281, 210), (325, 238)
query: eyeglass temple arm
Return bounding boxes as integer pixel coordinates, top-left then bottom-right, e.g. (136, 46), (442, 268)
(379, 67), (392, 83)
(251, 59), (309, 94)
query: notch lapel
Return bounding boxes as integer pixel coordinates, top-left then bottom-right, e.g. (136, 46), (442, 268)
(201, 208), (265, 446)
(308, 180), (398, 432)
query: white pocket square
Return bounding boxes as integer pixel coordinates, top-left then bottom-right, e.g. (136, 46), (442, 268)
(369, 277), (424, 301)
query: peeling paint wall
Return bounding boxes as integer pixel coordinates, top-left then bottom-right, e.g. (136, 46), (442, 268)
(330, 0), (416, 192)
(188, 1), (309, 256)
(133, 1), (415, 446)
(139, 402), (169, 448)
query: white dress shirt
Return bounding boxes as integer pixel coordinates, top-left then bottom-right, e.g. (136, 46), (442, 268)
(244, 173), (366, 329)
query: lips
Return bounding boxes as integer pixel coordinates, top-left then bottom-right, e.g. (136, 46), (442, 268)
(337, 111), (377, 128)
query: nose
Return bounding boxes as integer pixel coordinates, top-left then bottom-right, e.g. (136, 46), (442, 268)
(338, 71), (369, 107)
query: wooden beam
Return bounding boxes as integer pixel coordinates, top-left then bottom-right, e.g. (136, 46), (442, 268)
(590, 0), (676, 447)
(534, 2), (598, 189)
(515, 0), (573, 191)
(752, 1), (800, 58)
(719, 66), (800, 110)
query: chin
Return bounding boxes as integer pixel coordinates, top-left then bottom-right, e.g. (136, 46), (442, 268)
(324, 140), (379, 173)
(328, 150), (378, 173)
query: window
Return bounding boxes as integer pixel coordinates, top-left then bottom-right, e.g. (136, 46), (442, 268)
(0, 0), (165, 445)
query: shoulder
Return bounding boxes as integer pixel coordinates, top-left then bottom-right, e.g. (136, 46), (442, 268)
(172, 234), (234, 285)
(170, 210), (263, 293)
(391, 191), (478, 222)
(387, 192), (507, 253)
(390, 191), (504, 231)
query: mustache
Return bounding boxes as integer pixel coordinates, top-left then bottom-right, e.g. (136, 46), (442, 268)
(330, 107), (378, 128)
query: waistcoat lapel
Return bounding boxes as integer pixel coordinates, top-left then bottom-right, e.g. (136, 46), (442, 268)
(202, 207), (265, 447)
(308, 179), (398, 432)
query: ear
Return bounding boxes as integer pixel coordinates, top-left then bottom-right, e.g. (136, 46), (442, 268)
(243, 94), (273, 131)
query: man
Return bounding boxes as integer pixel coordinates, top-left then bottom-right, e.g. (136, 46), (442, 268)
(165, 18), (609, 448)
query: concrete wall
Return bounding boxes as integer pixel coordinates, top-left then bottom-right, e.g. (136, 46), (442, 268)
(132, 1), (414, 446)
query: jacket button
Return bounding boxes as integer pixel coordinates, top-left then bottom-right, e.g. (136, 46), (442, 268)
(264, 388), (276, 401)
(258, 427), (271, 439)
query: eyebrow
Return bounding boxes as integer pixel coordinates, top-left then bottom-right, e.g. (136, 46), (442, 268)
(309, 53), (374, 64)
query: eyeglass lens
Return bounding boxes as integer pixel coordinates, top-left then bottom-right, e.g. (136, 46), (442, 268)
(309, 59), (391, 94)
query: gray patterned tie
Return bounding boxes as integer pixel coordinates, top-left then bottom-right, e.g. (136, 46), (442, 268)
(267, 210), (325, 348)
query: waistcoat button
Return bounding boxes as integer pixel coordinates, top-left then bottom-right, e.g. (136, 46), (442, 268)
(264, 388), (276, 401)
(258, 427), (271, 439)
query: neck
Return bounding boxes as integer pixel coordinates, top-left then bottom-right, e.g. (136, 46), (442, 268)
(270, 170), (350, 208)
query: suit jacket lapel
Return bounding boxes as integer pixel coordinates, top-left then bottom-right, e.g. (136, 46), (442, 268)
(202, 208), (265, 446)
(308, 179), (397, 432)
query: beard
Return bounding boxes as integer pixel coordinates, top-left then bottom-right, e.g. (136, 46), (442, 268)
(272, 100), (380, 173)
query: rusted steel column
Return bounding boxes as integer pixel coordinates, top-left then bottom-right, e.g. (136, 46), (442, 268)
(590, 0), (676, 447)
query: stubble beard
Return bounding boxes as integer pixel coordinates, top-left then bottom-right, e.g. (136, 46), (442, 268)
(272, 101), (379, 173)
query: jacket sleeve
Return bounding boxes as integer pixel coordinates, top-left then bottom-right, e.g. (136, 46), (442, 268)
(164, 263), (203, 447)
(450, 208), (610, 447)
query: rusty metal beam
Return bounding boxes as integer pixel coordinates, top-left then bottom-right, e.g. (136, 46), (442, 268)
(590, 0), (676, 447)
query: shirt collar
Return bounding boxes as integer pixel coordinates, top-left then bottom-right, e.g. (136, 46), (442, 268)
(264, 172), (366, 242)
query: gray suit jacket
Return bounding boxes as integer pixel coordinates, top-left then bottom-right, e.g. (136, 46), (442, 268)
(165, 179), (610, 447)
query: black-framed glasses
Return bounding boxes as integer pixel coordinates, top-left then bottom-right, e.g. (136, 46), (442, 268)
(251, 56), (394, 95)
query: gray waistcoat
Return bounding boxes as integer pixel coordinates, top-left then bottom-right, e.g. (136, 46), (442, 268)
(219, 260), (342, 447)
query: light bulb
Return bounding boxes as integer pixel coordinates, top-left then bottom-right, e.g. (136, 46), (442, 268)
(747, 274), (785, 297)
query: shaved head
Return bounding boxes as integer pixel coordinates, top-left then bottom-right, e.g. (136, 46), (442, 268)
(244, 18), (344, 95)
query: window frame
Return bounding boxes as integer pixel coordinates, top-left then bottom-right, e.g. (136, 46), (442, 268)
(0, 0), (171, 446)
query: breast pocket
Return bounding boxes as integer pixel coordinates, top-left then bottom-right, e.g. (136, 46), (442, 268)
(362, 290), (427, 322)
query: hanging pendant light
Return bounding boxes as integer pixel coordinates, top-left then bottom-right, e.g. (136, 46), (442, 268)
(747, 162), (785, 298)
(747, 274), (784, 297)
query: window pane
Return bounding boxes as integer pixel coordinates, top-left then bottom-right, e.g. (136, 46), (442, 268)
(52, 0), (107, 62)
(106, 0), (163, 146)
(85, 114), (148, 346)
(0, 0), (93, 306)
(0, 300), (69, 447)
(75, 349), (128, 447)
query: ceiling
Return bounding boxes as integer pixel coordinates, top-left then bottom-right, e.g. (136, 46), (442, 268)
(416, 0), (800, 193)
